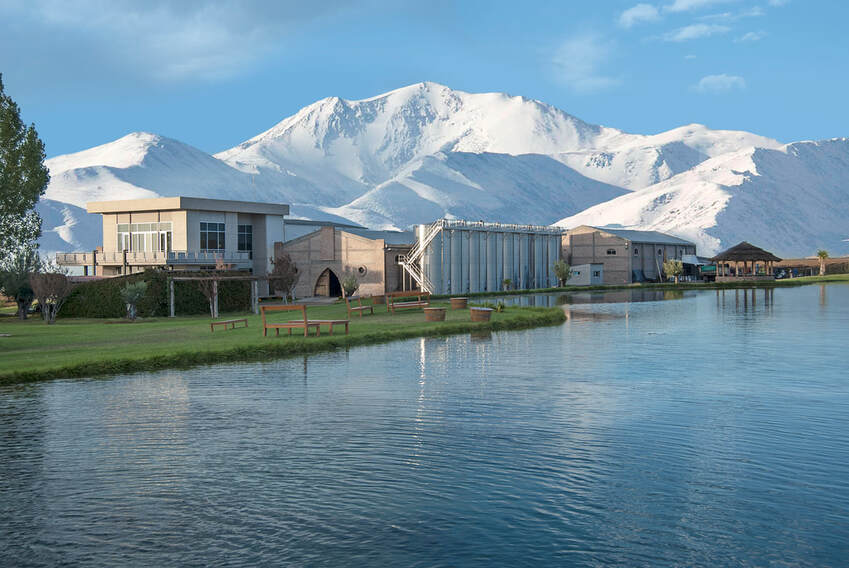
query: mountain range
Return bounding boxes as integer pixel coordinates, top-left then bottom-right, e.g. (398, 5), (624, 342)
(39, 82), (849, 257)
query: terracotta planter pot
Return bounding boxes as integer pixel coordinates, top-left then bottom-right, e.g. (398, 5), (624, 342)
(424, 307), (446, 322)
(450, 297), (468, 310)
(469, 307), (493, 322)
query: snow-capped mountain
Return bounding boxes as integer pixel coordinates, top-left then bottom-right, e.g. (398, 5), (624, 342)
(38, 82), (847, 257)
(556, 139), (849, 257)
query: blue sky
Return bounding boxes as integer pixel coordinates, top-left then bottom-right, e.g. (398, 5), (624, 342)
(1, 0), (846, 157)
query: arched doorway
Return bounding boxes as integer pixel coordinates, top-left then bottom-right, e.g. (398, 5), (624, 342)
(314, 268), (342, 297)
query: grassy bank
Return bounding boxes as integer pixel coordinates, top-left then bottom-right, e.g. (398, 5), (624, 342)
(0, 301), (565, 385)
(432, 273), (849, 299)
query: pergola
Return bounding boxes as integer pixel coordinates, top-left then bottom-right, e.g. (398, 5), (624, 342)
(167, 275), (270, 318)
(710, 242), (782, 280)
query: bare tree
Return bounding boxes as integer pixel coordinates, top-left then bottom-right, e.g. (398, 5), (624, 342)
(269, 253), (299, 301)
(30, 270), (74, 324)
(195, 273), (219, 318)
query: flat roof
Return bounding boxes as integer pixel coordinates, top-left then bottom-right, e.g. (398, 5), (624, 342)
(87, 196), (289, 216)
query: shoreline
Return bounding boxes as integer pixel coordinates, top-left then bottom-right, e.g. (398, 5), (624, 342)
(2, 275), (846, 386)
(0, 306), (565, 386)
(431, 273), (849, 299)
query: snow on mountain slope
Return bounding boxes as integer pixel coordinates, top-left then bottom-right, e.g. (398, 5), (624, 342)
(217, 83), (780, 196)
(215, 82), (618, 199)
(556, 124), (782, 190)
(41, 82), (836, 256)
(324, 151), (627, 229)
(556, 139), (849, 257)
(35, 199), (101, 255)
(45, 132), (262, 207)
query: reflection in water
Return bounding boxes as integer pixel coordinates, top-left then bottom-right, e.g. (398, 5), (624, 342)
(1, 285), (848, 566)
(500, 288), (698, 307)
(469, 330), (492, 342)
(820, 284), (827, 308)
(715, 287), (775, 315)
(564, 309), (628, 322)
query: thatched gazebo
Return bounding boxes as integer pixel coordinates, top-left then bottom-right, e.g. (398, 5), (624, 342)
(710, 242), (782, 281)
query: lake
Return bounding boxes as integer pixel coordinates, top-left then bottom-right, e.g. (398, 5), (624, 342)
(1, 284), (848, 566)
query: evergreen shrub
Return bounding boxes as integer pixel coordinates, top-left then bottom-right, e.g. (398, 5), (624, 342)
(62, 270), (251, 318)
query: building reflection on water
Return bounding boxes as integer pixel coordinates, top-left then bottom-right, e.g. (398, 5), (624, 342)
(715, 287), (775, 314)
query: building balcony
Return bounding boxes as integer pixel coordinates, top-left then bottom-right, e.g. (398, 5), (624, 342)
(56, 250), (253, 267)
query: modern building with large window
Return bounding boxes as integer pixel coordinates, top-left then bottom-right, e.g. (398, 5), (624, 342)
(56, 197), (288, 277)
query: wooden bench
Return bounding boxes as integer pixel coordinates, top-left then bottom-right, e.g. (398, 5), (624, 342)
(210, 318), (248, 332)
(344, 295), (374, 318)
(261, 305), (321, 337)
(386, 291), (431, 314)
(308, 319), (350, 335)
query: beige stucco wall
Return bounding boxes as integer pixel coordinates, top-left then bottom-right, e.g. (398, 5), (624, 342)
(277, 228), (410, 298)
(564, 226), (698, 284)
(564, 229), (631, 285)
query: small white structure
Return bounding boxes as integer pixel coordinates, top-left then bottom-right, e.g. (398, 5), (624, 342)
(402, 219), (565, 294)
(566, 263), (604, 286)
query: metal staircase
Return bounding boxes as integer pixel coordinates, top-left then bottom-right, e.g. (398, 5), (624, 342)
(399, 219), (444, 293)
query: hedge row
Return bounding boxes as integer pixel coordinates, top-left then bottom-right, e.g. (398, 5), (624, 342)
(62, 270), (252, 318)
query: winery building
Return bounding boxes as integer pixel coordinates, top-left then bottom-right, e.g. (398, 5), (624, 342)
(562, 225), (698, 284)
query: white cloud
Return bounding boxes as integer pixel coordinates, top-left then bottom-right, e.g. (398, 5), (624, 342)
(735, 30), (767, 42)
(768, 0), (790, 6)
(684, 54), (697, 59)
(663, 23), (730, 41)
(694, 73), (746, 93)
(699, 6), (764, 20)
(619, 4), (661, 28)
(553, 33), (621, 93)
(1, 0), (353, 82)
(664, 0), (739, 13)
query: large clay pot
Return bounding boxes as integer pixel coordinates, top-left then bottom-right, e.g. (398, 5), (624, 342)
(469, 307), (493, 322)
(450, 297), (468, 310)
(424, 307), (446, 322)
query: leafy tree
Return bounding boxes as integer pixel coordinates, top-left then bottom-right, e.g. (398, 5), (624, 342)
(1, 74), (50, 256)
(269, 253), (300, 300)
(553, 260), (572, 287)
(30, 268), (74, 324)
(663, 259), (684, 284)
(0, 247), (40, 319)
(817, 249), (829, 276)
(502, 278), (512, 291)
(341, 274), (359, 298)
(120, 281), (148, 320)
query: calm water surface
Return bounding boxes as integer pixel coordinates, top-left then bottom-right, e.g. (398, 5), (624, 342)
(2, 284), (848, 566)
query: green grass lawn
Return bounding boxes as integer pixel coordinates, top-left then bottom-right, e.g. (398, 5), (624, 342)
(0, 300), (564, 384)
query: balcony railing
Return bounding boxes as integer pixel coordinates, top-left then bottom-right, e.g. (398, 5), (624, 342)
(56, 250), (252, 266)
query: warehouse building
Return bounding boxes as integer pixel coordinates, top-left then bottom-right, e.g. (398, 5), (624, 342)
(562, 225), (698, 284)
(402, 219), (564, 294)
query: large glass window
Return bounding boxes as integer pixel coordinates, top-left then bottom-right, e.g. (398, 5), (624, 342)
(117, 222), (171, 252)
(200, 222), (225, 251)
(237, 225), (252, 252)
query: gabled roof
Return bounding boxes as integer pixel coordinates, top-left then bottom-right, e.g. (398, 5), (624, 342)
(710, 241), (782, 262)
(587, 226), (695, 246)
